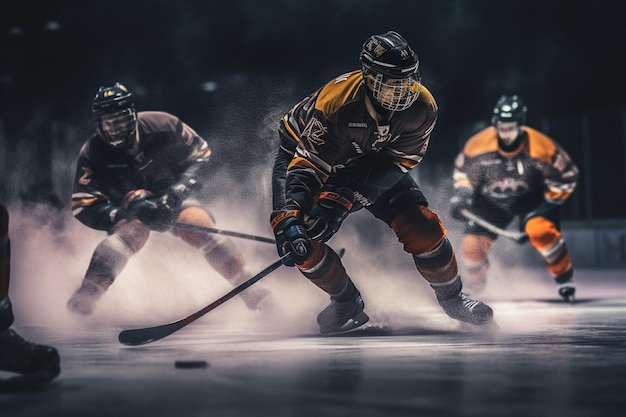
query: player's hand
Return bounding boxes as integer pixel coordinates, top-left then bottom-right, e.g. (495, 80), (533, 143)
(306, 185), (354, 242)
(449, 188), (474, 221)
(160, 183), (191, 212)
(270, 202), (312, 267)
(122, 189), (176, 232)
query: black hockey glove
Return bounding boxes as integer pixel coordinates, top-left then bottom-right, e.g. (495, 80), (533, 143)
(449, 187), (474, 221)
(122, 190), (176, 232)
(159, 182), (193, 213)
(306, 185), (354, 243)
(522, 201), (560, 225)
(270, 201), (312, 267)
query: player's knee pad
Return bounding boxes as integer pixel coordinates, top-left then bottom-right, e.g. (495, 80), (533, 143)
(111, 219), (151, 253)
(174, 206), (216, 247)
(460, 234), (493, 263)
(391, 205), (447, 255)
(524, 216), (561, 250)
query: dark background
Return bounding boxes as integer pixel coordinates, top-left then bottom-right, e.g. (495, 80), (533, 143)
(1, 0), (625, 220)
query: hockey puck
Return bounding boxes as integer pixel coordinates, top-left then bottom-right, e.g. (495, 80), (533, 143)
(174, 360), (209, 369)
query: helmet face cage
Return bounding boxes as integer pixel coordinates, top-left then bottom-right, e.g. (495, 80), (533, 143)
(92, 82), (137, 148)
(96, 109), (137, 148)
(360, 31), (421, 111)
(364, 73), (421, 112)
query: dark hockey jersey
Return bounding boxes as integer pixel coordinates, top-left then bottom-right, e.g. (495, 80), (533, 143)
(279, 70), (438, 211)
(71, 111), (211, 230)
(453, 126), (579, 214)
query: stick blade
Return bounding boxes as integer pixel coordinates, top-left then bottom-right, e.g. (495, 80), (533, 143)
(118, 324), (179, 346)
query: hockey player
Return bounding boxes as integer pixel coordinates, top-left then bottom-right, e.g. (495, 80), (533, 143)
(67, 83), (272, 315)
(450, 94), (579, 302)
(270, 31), (494, 334)
(1, 203), (61, 389)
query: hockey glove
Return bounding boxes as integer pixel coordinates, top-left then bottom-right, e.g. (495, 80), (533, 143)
(159, 182), (193, 213)
(122, 189), (176, 232)
(449, 187), (474, 221)
(522, 201), (560, 225)
(270, 202), (312, 267)
(306, 185), (354, 242)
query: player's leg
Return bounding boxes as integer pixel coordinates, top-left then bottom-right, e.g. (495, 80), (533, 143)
(174, 205), (272, 311)
(524, 216), (575, 302)
(459, 234), (494, 294)
(67, 219), (150, 315)
(0, 204), (60, 388)
(296, 240), (368, 334)
(369, 176), (493, 325)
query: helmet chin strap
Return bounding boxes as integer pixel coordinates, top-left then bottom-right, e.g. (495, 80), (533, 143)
(125, 130), (141, 156)
(364, 87), (394, 125)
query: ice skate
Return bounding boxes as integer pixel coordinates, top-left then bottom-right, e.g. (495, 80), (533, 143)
(67, 280), (106, 316)
(432, 277), (494, 326)
(558, 284), (576, 304)
(316, 286), (369, 335)
(0, 329), (60, 390)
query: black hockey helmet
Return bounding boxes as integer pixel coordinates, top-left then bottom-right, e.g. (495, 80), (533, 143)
(92, 82), (137, 148)
(491, 94), (527, 126)
(360, 31), (421, 112)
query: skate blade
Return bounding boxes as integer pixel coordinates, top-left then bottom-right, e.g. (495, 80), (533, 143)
(563, 295), (576, 304)
(459, 318), (500, 332)
(0, 370), (59, 392)
(320, 312), (370, 335)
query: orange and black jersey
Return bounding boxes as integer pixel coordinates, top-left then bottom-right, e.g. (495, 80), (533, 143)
(453, 126), (579, 214)
(279, 70), (438, 211)
(71, 111), (211, 231)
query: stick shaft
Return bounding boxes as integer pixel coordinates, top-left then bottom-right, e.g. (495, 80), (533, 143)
(174, 223), (275, 244)
(460, 209), (527, 242)
(118, 254), (288, 346)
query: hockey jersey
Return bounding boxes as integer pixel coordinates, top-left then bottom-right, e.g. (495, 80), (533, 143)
(71, 111), (211, 230)
(453, 126), (579, 214)
(279, 70), (438, 211)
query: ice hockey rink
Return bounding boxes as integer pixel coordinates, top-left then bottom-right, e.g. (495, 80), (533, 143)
(2, 266), (626, 417)
(0, 209), (625, 417)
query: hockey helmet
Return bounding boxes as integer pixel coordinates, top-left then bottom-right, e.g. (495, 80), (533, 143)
(491, 94), (527, 126)
(92, 82), (137, 148)
(491, 94), (527, 149)
(360, 31), (421, 112)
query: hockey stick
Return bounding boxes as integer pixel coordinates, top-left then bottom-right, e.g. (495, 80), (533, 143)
(118, 253), (290, 346)
(118, 247), (346, 346)
(460, 209), (528, 243)
(174, 222), (275, 244)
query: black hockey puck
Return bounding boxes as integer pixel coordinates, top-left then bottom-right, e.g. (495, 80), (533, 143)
(174, 360), (209, 369)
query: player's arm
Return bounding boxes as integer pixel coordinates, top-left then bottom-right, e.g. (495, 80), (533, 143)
(449, 151), (478, 221)
(162, 121), (213, 208)
(71, 155), (120, 231)
(272, 119), (300, 210)
(542, 144), (579, 205)
(525, 144), (579, 222)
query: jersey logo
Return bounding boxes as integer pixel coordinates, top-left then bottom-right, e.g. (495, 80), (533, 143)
(483, 178), (529, 199)
(301, 117), (327, 146)
(78, 167), (92, 185)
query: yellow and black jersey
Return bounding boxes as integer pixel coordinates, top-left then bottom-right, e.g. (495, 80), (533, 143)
(71, 111), (211, 230)
(278, 70), (438, 210)
(453, 126), (579, 214)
